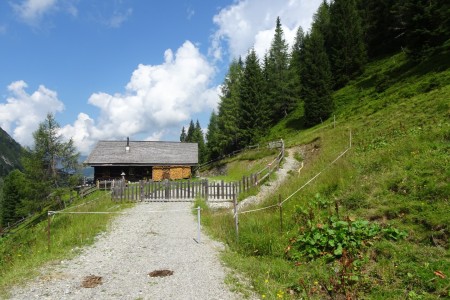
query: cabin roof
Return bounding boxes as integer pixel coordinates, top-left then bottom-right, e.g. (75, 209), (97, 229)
(84, 141), (198, 166)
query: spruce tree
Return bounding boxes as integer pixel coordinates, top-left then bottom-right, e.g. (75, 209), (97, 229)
(186, 120), (195, 143)
(313, 1), (331, 55)
(329, 0), (366, 88)
(289, 26), (306, 107)
(360, 0), (401, 59)
(266, 17), (293, 123)
(216, 59), (243, 154)
(301, 29), (333, 127)
(238, 48), (266, 147)
(179, 126), (187, 142)
(206, 111), (220, 161)
(0, 170), (26, 227)
(393, 0), (450, 59)
(194, 120), (206, 164)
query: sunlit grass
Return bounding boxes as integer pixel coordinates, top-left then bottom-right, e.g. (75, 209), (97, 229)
(201, 52), (450, 298)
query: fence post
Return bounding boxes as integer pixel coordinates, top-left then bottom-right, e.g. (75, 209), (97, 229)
(197, 206), (201, 243)
(165, 180), (170, 201)
(349, 129), (352, 148)
(233, 193), (239, 242)
(47, 211), (52, 251)
(205, 179), (209, 201)
(279, 194), (283, 233)
(187, 180), (191, 199)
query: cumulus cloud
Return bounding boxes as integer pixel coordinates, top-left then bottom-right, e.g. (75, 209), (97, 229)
(0, 80), (65, 146)
(210, 0), (322, 60)
(60, 41), (219, 154)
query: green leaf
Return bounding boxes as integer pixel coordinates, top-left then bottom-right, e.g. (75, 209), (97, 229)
(334, 245), (343, 256)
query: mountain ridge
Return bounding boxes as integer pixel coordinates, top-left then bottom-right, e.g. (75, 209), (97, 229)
(0, 127), (23, 178)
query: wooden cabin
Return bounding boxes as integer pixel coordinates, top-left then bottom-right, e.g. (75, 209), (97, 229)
(84, 139), (198, 182)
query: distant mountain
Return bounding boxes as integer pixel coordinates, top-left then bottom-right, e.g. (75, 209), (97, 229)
(0, 127), (23, 177)
(79, 155), (94, 178)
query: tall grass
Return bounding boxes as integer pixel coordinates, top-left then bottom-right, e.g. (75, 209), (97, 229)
(201, 52), (450, 299)
(0, 191), (132, 297)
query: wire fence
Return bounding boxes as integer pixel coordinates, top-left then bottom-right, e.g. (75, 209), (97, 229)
(219, 127), (352, 241)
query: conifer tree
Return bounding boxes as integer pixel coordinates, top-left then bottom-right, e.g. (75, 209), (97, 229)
(301, 29), (333, 127)
(312, 1), (331, 55)
(179, 126), (187, 142)
(216, 58), (243, 154)
(18, 113), (80, 215)
(289, 26), (306, 105)
(266, 17), (293, 123)
(185, 120), (195, 142)
(360, 0), (401, 58)
(206, 111), (220, 161)
(393, 0), (450, 59)
(0, 170), (26, 227)
(238, 48), (266, 147)
(328, 0), (366, 88)
(194, 120), (206, 164)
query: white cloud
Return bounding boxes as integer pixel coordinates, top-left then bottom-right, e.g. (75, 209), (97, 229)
(0, 80), (65, 146)
(12, 0), (79, 26)
(61, 41), (219, 155)
(12, 0), (58, 24)
(106, 8), (133, 28)
(210, 0), (322, 60)
(186, 7), (195, 20)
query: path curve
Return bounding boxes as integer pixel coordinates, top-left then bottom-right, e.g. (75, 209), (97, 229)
(9, 202), (240, 300)
(238, 147), (300, 210)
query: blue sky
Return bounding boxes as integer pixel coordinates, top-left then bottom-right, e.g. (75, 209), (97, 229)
(0, 0), (321, 154)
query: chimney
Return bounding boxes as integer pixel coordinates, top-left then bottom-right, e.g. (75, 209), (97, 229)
(126, 137), (130, 153)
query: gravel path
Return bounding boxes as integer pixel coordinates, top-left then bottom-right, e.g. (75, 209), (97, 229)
(9, 202), (240, 300)
(237, 148), (300, 210)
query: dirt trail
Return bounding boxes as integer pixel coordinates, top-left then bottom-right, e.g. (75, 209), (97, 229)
(237, 147), (300, 210)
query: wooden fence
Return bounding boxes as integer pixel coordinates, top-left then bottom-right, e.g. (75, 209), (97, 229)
(111, 179), (237, 202)
(111, 139), (285, 203)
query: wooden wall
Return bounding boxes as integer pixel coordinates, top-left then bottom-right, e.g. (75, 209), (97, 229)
(152, 166), (192, 181)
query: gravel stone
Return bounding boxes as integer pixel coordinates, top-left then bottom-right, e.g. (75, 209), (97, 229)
(9, 202), (241, 300)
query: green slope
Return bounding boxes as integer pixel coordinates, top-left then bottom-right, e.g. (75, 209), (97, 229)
(202, 52), (450, 299)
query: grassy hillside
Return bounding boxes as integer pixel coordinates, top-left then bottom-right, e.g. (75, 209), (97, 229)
(0, 127), (23, 178)
(200, 52), (450, 299)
